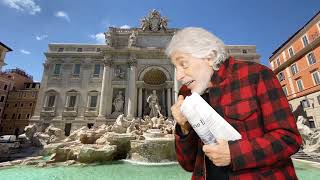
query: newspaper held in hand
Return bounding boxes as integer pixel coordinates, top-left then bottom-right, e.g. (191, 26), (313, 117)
(180, 92), (242, 144)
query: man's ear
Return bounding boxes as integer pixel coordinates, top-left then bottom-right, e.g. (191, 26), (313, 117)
(204, 50), (217, 67)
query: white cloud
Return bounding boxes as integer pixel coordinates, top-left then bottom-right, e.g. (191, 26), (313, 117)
(54, 11), (70, 22)
(89, 33), (105, 44)
(35, 34), (48, 41)
(2, 0), (41, 15)
(20, 49), (31, 55)
(120, 25), (131, 29)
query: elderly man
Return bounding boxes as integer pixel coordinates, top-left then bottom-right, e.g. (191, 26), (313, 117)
(166, 27), (302, 180)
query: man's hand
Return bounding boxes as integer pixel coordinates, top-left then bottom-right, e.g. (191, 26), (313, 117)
(171, 95), (190, 135)
(202, 139), (231, 166)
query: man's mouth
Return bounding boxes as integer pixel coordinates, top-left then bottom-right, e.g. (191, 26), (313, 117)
(184, 80), (195, 86)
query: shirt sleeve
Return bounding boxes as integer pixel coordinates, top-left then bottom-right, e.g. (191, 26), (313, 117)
(175, 124), (199, 172)
(174, 85), (199, 172)
(228, 66), (302, 171)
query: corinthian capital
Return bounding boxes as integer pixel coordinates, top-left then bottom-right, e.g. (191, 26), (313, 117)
(43, 62), (50, 70)
(128, 54), (137, 67)
(103, 55), (113, 66)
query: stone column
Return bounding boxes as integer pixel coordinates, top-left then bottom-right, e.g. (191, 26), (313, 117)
(126, 56), (137, 117)
(138, 88), (143, 117)
(65, 95), (69, 107)
(98, 56), (112, 118)
(75, 94), (79, 111)
(43, 95), (48, 107)
(86, 95), (90, 108)
(173, 68), (179, 103)
(161, 90), (165, 116)
(167, 88), (172, 117)
(32, 62), (50, 118)
(78, 62), (91, 118)
(171, 88), (174, 106)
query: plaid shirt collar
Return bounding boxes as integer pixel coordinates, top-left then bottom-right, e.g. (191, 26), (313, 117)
(208, 56), (235, 88)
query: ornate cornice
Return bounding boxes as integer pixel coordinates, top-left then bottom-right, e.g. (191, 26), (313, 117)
(45, 52), (103, 59)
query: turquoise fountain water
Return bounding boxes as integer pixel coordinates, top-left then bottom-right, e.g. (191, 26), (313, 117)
(0, 160), (319, 180)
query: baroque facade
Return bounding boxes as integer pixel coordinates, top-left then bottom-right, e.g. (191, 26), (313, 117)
(30, 10), (260, 135)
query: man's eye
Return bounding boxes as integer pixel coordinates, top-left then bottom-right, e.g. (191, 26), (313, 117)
(181, 62), (189, 68)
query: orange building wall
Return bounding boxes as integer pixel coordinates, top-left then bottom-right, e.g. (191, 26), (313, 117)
(270, 21), (320, 67)
(270, 18), (320, 101)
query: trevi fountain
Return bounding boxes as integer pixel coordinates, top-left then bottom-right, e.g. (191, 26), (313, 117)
(1, 10), (320, 180)
(1, 105), (320, 179)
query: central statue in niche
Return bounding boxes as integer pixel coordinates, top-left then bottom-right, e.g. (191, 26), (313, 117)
(113, 91), (124, 113)
(146, 90), (162, 118)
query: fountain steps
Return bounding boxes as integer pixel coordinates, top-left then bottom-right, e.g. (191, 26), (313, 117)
(292, 150), (320, 162)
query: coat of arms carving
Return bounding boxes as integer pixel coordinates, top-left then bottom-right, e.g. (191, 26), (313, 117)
(140, 9), (168, 32)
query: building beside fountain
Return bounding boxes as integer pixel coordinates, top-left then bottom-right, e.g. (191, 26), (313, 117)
(30, 10), (260, 135)
(269, 11), (320, 128)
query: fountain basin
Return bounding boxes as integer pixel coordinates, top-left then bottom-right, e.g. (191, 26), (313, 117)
(128, 135), (176, 163)
(0, 160), (318, 180)
(143, 129), (166, 139)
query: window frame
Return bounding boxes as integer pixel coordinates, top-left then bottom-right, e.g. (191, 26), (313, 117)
(58, 48), (64, 52)
(301, 99), (310, 108)
(47, 95), (56, 107)
(278, 72), (285, 81)
(87, 91), (100, 111)
(65, 90), (79, 111)
(296, 79), (304, 92)
(93, 64), (101, 77)
(301, 34), (309, 47)
(276, 58), (281, 67)
(68, 95), (77, 107)
(0, 96), (4, 102)
(53, 64), (62, 75)
(311, 71), (320, 85)
(307, 52), (316, 65)
(308, 117), (316, 128)
(282, 86), (288, 96)
(317, 95), (320, 105)
(90, 95), (98, 108)
(288, 46), (295, 58)
(73, 63), (81, 76)
(290, 63), (298, 75)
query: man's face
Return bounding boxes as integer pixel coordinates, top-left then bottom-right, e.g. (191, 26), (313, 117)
(170, 51), (214, 94)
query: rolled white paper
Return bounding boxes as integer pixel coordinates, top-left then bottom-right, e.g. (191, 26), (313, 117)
(180, 92), (242, 144)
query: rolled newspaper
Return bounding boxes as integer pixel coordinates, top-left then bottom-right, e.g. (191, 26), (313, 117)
(180, 92), (242, 144)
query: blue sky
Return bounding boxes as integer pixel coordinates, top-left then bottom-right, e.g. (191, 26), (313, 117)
(0, 0), (319, 82)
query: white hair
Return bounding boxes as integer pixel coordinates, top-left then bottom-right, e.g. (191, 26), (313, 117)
(165, 27), (228, 70)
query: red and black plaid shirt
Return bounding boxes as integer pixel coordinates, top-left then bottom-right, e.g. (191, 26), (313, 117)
(175, 57), (302, 180)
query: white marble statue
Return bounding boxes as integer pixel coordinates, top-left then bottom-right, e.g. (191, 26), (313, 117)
(146, 90), (162, 118)
(104, 31), (112, 46)
(296, 116), (320, 155)
(128, 31), (137, 48)
(113, 91), (124, 113)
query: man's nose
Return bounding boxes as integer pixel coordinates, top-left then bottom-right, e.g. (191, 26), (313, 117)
(176, 68), (185, 81)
